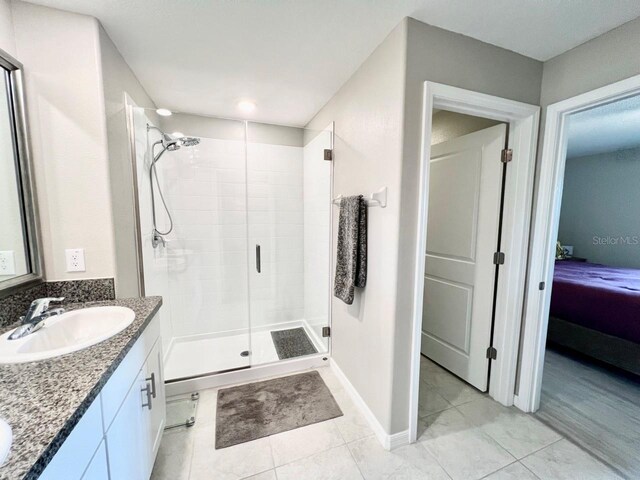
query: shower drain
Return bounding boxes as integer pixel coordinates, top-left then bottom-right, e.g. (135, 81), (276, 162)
(240, 350), (250, 357)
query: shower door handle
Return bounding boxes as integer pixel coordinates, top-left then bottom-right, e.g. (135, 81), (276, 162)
(256, 244), (261, 273)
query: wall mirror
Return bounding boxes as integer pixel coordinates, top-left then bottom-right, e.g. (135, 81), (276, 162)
(0, 47), (43, 296)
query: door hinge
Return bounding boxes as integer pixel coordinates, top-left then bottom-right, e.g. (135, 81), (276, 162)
(486, 346), (497, 360)
(324, 149), (333, 161)
(322, 326), (331, 337)
(501, 148), (513, 163)
(493, 251), (505, 265)
(539, 281), (545, 291)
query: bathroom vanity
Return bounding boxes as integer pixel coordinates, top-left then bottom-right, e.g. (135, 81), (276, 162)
(0, 297), (164, 480)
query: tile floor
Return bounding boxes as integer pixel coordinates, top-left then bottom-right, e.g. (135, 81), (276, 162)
(151, 356), (623, 480)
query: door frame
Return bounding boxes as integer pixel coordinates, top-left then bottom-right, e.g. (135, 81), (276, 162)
(409, 82), (540, 442)
(515, 73), (640, 413)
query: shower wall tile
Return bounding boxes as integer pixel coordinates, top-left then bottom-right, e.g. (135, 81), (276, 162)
(164, 137), (250, 336)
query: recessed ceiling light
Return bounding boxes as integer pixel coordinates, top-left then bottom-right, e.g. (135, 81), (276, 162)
(237, 100), (256, 113)
(156, 108), (172, 117)
(172, 132), (184, 138)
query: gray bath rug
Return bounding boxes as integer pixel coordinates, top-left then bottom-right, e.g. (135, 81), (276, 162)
(271, 327), (318, 360)
(215, 371), (342, 449)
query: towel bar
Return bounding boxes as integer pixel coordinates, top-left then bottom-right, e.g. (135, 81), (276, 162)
(332, 187), (387, 208)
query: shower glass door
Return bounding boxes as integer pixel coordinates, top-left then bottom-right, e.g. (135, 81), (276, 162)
(132, 107), (252, 381)
(132, 106), (334, 380)
(246, 122), (333, 365)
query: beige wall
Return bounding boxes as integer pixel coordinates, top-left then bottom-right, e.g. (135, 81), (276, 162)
(12, 1), (115, 282)
(558, 147), (640, 269)
(305, 21), (408, 433)
(307, 16), (543, 436)
(392, 18), (543, 433)
(6, 2), (158, 291)
(99, 25), (156, 297)
(541, 17), (640, 108)
(431, 110), (500, 145)
(0, 0), (15, 57)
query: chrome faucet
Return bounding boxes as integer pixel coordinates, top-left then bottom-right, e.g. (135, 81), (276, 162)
(8, 297), (65, 340)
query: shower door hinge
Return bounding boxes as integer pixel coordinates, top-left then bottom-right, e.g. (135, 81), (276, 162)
(493, 251), (505, 265)
(322, 326), (331, 337)
(324, 149), (333, 161)
(501, 148), (513, 163)
(486, 346), (497, 360)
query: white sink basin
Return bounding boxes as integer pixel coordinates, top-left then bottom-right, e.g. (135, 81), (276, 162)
(0, 418), (11, 466)
(0, 307), (135, 364)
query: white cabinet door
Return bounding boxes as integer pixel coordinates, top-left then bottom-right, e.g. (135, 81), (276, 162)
(81, 441), (109, 480)
(422, 124), (506, 391)
(106, 368), (149, 480)
(144, 339), (166, 473)
(38, 397), (104, 480)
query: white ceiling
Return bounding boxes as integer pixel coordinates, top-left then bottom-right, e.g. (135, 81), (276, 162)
(25, 0), (640, 127)
(567, 95), (640, 158)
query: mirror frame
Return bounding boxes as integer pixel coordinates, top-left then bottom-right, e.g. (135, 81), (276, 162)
(0, 47), (44, 298)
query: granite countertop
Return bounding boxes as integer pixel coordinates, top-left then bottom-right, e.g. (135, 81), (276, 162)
(0, 296), (162, 480)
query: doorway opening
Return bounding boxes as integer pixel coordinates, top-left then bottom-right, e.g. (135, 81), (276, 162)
(409, 83), (540, 443)
(420, 110), (507, 393)
(518, 76), (640, 478)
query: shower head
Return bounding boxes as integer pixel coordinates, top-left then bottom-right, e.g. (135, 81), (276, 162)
(147, 124), (200, 153)
(180, 136), (200, 147)
(147, 125), (202, 248)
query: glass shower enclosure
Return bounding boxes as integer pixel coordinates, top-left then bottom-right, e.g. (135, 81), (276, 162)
(130, 106), (333, 383)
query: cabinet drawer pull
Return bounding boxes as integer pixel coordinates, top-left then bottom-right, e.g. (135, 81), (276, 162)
(146, 373), (156, 398)
(141, 382), (153, 410)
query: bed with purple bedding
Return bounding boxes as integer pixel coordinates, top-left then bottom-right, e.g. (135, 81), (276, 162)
(550, 260), (640, 345)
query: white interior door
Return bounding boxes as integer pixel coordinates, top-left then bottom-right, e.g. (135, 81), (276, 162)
(422, 123), (506, 391)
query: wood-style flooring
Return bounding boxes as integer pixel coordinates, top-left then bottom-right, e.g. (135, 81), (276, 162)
(535, 347), (640, 479)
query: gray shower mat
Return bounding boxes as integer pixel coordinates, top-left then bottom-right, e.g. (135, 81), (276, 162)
(271, 327), (318, 360)
(215, 371), (343, 449)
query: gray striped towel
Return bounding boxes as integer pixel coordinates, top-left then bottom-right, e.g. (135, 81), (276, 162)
(334, 195), (367, 304)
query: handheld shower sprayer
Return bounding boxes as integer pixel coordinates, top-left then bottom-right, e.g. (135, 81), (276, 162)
(146, 124), (201, 248)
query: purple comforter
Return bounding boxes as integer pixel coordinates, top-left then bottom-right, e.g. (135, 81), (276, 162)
(550, 261), (640, 344)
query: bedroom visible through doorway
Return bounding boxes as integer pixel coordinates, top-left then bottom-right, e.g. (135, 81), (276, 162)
(410, 83), (540, 444)
(532, 93), (640, 478)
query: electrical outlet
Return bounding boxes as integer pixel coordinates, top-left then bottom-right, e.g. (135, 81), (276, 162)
(0, 251), (15, 275)
(65, 248), (86, 272)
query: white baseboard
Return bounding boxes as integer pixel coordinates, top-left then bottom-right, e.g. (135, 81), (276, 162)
(388, 430), (411, 450)
(330, 359), (410, 450)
